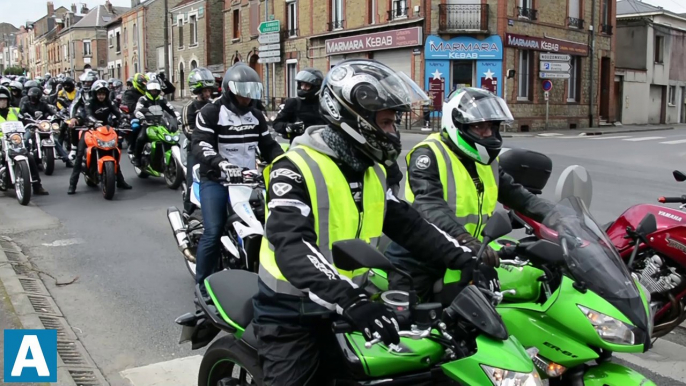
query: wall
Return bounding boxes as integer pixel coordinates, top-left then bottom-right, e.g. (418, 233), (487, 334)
(144, 0), (165, 72)
(669, 32), (686, 81)
(618, 70), (649, 124)
(615, 23), (648, 70)
(122, 9), (145, 78)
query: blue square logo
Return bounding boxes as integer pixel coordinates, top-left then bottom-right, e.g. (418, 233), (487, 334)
(3, 329), (57, 383)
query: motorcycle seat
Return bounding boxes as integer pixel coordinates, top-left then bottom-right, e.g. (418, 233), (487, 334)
(205, 269), (258, 330)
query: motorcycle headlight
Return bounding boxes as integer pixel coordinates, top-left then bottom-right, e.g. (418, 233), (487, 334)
(481, 365), (542, 386)
(172, 135), (180, 142)
(96, 138), (117, 148)
(39, 121), (51, 132)
(8, 133), (23, 148)
(51, 122), (60, 131)
(164, 134), (172, 142)
(578, 305), (635, 345)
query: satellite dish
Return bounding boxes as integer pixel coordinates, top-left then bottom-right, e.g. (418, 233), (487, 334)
(554, 165), (593, 209)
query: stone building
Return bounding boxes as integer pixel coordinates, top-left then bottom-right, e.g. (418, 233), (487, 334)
(170, 0), (225, 97)
(119, 0), (168, 80)
(106, 16), (125, 80)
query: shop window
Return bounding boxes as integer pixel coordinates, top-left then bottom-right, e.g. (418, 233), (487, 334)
(517, 50), (531, 101)
(567, 56), (581, 102)
(287, 62), (297, 98)
(451, 61), (473, 91)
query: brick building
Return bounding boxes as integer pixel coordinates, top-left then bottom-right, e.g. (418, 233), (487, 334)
(170, 0), (225, 97)
(106, 17), (125, 80)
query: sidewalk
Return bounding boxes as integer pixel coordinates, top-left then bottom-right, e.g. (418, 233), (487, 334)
(400, 123), (684, 137)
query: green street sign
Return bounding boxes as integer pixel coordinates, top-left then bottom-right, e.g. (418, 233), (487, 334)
(259, 20), (280, 34)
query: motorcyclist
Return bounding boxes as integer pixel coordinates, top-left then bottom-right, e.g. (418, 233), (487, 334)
(67, 71), (98, 159)
(56, 77), (77, 111)
(45, 78), (59, 105)
(252, 60), (479, 385)
(68, 80), (132, 194)
(122, 73), (147, 153)
(0, 78), (10, 87)
(385, 87), (555, 305)
(19, 87), (57, 125)
(21, 80), (39, 100)
(0, 87), (49, 195)
(126, 77), (133, 90)
(272, 69), (328, 143)
(192, 62), (284, 294)
(109, 79), (123, 103)
(132, 79), (178, 167)
(8, 81), (22, 108)
(181, 67), (216, 215)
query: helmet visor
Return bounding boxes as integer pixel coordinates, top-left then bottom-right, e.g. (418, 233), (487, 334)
(228, 81), (263, 99)
(453, 91), (514, 124)
(347, 70), (428, 113)
(295, 71), (320, 85)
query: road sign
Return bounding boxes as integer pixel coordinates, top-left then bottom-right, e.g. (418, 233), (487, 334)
(258, 33), (280, 44)
(541, 61), (571, 72)
(542, 80), (553, 91)
(259, 20), (281, 34)
(259, 44), (280, 52)
(258, 57), (280, 64)
(544, 91), (550, 101)
(259, 50), (280, 58)
(540, 72), (571, 79)
(540, 53), (571, 62)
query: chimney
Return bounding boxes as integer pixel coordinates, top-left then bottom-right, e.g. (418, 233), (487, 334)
(71, 3), (77, 13)
(80, 3), (89, 14)
(47, 1), (55, 16)
(105, 0), (114, 13)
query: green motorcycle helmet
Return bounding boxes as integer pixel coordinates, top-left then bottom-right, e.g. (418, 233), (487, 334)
(441, 87), (514, 165)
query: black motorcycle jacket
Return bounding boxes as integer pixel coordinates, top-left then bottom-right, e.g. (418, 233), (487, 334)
(272, 97), (327, 141)
(10, 97), (20, 108)
(181, 99), (210, 140)
(133, 96), (176, 121)
(19, 98), (57, 123)
(192, 94), (283, 179)
(122, 89), (144, 115)
(85, 98), (122, 126)
(406, 136), (555, 238)
(255, 126), (475, 315)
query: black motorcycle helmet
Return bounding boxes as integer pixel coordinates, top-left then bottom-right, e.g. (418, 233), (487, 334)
(63, 77), (75, 92)
(0, 86), (11, 109)
(295, 68), (323, 100)
(24, 80), (39, 90)
(17, 76), (26, 85)
(126, 77), (133, 88)
(91, 80), (109, 101)
(222, 63), (263, 113)
(80, 71), (98, 93)
(9, 81), (22, 99)
(28, 87), (42, 103)
(188, 67), (216, 95)
(319, 59), (429, 166)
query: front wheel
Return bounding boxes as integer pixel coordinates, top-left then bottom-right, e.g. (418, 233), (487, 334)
(42, 148), (55, 175)
(165, 155), (184, 189)
(198, 335), (263, 386)
(102, 162), (116, 200)
(14, 161), (31, 206)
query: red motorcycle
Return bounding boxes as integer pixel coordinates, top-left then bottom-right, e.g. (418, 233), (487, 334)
(502, 150), (684, 337)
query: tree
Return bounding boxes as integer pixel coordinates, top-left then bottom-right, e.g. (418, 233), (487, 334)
(3, 66), (23, 76)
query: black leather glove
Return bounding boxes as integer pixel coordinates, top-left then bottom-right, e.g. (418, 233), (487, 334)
(458, 262), (501, 293)
(286, 122), (304, 135)
(342, 288), (400, 346)
(219, 161), (242, 183)
(456, 233), (499, 268)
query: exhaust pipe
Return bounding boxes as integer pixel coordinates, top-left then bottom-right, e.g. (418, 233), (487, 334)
(167, 207), (196, 263)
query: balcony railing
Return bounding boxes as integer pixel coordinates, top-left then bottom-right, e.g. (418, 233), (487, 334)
(388, 7), (409, 21)
(438, 4), (489, 32)
(568, 17), (584, 29)
(517, 6), (538, 21)
(601, 23), (613, 35)
(327, 20), (345, 31)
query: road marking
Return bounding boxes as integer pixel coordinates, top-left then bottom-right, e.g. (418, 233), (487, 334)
(537, 133), (564, 137)
(615, 338), (686, 383)
(622, 136), (665, 142)
(588, 135), (632, 140)
(41, 238), (84, 247)
(660, 139), (686, 145)
(120, 355), (202, 386)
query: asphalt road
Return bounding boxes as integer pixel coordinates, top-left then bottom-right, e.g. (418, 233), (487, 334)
(2, 128), (686, 385)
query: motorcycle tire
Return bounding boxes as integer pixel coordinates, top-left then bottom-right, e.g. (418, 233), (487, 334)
(198, 335), (263, 386)
(14, 161), (31, 206)
(0, 166), (8, 191)
(42, 148), (55, 175)
(102, 162), (116, 200)
(165, 156), (183, 190)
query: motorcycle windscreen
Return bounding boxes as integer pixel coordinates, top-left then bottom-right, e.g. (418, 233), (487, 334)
(449, 285), (508, 340)
(542, 197), (650, 339)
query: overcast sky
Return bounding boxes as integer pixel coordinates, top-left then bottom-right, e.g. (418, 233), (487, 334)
(1, 0), (685, 30)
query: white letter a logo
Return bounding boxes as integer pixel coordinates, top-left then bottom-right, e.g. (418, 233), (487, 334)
(11, 335), (50, 377)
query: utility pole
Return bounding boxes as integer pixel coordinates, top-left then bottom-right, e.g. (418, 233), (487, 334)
(588, 0), (596, 128)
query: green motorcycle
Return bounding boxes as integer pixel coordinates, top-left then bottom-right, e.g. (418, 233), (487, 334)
(176, 235), (543, 385)
(132, 105), (184, 189)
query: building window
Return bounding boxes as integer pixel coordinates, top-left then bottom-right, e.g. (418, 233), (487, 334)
(391, 0), (408, 19)
(287, 62), (297, 98)
(233, 10), (240, 39)
(133, 24), (138, 46)
(63, 45), (67, 60)
(108, 33), (113, 47)
(331, 0), (343, 30)
(669, 86), (676, 106)
(568, 0), (582, 28)
(116, 31), (121, 53)
(655, 35), (664, 63)
(518, 0), (537, 20)
(287, 0), (298, 37)
(567, 56), (581, 102)
(178, 19), (184, 48)
(83, 40), (92, 56)
(517, 50), (531, 100)
(124, 27), (127, 46)
(369, 0), (376, 24)
(134, 61), (138, 73)
(189, 15), (197, 45)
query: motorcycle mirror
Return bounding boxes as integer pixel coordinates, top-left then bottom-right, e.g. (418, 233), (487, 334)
(636, 213), (657, 236)
(673, 170), (686, 182)
(480, 210), (513, 244)
(332, 239), (395, 272)
(554, 165), (592, 209)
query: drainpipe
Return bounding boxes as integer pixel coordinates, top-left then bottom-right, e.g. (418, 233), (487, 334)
(588, 0), (596, 127)
(265, 0), (270, 106)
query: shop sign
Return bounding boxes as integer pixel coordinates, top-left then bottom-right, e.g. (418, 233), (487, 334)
(505, 33), (589, 56)
(325, 27), (422, 55)
(424, 35), (503, 60)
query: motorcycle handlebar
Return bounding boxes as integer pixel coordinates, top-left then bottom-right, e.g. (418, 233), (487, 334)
(332, 313), (410, 334)
(658, 195), (686, 204)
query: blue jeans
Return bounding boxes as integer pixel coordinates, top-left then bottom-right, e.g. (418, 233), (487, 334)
(196, 180), (229, 293)
(54, 140), (68, 161)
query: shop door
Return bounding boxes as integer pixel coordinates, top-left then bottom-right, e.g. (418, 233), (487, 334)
(599, 57), (611, 120)
(451, 61), (474, 94)
(372, 49), (412, 77)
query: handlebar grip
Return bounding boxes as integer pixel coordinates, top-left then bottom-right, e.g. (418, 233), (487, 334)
(498, 245), (517, 259)
(332, 321), (352, 333)
(658, 196), (686, 203)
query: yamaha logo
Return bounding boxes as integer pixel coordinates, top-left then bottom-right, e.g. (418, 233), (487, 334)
(322, 89), (341, 120)
(659, 210), (683, 222)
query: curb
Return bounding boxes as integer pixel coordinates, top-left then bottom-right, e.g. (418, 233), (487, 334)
(577, 126), (675, 136)
(0, 236), (110, 386)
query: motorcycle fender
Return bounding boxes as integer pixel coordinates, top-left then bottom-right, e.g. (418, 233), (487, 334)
(97, 156), (117, 174)
(12, 155), (28, 162)
(179, 317), (221, 351)
(171, 145), (183, 165)
(234, 222), (263, 239)
(583, 362), (656, 386)
(164, 149), (172, 165)
(221, 236), (240, 259)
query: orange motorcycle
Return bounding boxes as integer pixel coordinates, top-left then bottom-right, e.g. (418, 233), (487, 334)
(77, 123), (128, 200)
